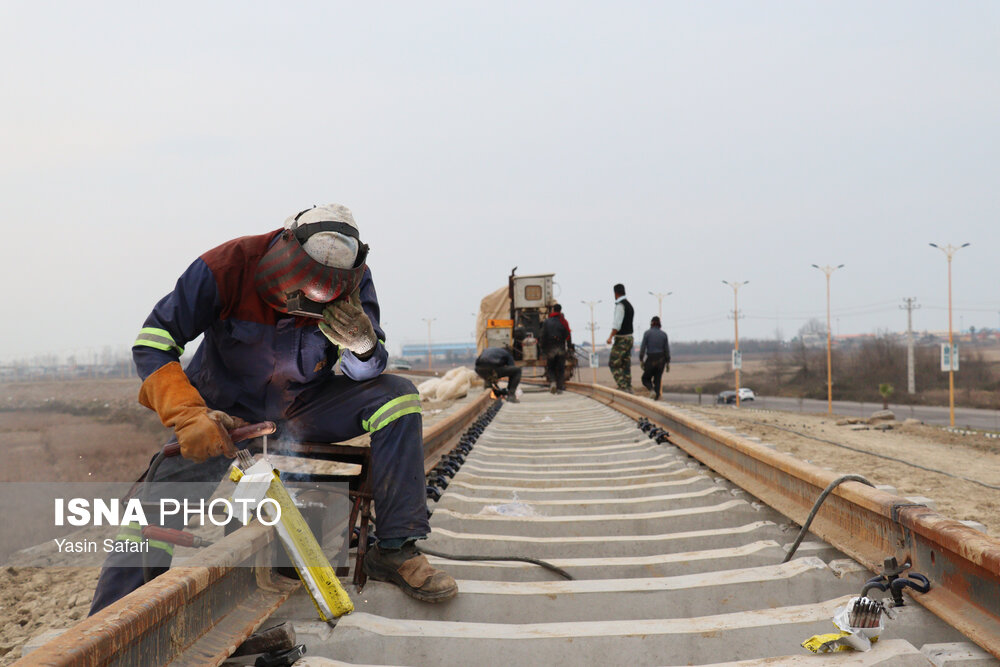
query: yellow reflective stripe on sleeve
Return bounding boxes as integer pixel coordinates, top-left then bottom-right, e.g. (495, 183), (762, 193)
(134, 327), (184, 356)
(362, 394), (421, 433)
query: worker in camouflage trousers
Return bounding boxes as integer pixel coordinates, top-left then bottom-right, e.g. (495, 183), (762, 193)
(606, 283), (635, 392)
(89, 204), (457, 616)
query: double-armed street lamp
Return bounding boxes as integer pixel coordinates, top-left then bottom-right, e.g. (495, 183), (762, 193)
(929, 242), (970, 427)
(811, 264), (844, 416)
(722, 281), (748, 406)
(648, 291), (673, 321)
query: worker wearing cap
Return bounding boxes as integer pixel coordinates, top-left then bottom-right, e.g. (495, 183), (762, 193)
(89, 204), (457, 613)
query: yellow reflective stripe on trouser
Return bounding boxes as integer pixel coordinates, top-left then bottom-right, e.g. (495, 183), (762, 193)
(114, 522), (174, 555)
(362, 394), (421, 433)
(134, 327), (184, 356)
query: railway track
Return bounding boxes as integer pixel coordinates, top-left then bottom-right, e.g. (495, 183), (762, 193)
(18, 383), (1000, 665)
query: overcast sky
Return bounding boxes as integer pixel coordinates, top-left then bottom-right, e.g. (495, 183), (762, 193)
(2, 1), (998, 362)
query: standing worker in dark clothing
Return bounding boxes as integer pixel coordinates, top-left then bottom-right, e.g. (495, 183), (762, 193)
(605, 283), (635, 392)
(550, 303), (572, 341)
(640, 316), (671, 400)
(474, 346), (521, 402)
(540, 304), (571, 393)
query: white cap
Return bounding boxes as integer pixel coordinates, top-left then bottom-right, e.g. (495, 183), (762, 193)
(284, 204), (360, 269)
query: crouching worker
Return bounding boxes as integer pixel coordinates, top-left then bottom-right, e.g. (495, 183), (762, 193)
(89, 204), (457, 614)
(474, 346), (521, 403)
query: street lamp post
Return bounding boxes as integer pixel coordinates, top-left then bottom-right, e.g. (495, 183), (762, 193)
(929, 242), (970, 427)
(811, 264), (844, 416)
(648, 290), (673, 321)
(422, 317), (436, 372)
(722, 281), (748, 406)
(581, 300), (602, 385)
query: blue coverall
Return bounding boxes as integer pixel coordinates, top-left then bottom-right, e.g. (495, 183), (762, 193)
(90, 230), (428, 614)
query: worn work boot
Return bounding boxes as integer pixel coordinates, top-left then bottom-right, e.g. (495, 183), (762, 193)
(364, 542), (458, 603)
(549, 381), (558, 394)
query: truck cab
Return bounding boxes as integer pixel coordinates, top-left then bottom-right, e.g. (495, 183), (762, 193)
(484, 270), (577, 380)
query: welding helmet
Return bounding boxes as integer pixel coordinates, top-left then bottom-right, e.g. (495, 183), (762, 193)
(255, 204), (370, 315)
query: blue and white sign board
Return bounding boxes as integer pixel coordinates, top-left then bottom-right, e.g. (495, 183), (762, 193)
(590, 353), (599, 369)
(732, 350), (742, 370)
(941, 343), (959, 371)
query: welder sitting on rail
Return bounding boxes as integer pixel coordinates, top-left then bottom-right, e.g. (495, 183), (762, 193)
(474, 346), (521, 403)
(89, 204), (457, 614)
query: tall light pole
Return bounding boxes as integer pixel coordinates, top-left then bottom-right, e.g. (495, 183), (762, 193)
(722, 281), (748, 406)
(811, 264), (844, 416)
(929, 242), (970, 427)
(900, 298), (920, 395)
(648, 290), (673, 321)
(581, 300), (602, 384)
(422, 317), (436, 372)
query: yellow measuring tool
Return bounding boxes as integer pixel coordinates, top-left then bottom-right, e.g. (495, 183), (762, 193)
(231, 456), (354, 621)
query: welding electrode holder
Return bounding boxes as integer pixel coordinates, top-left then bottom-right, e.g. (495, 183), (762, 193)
(255, 644), (307, 667)
(232, 622), (296, 657)
(157, 421), (278, 459)
(860, 557), (931, 606)
(140, 421), (277, 583)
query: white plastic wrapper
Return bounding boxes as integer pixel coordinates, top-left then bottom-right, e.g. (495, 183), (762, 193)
(479, 492), (536, 517)
(417, 378), (442, 400)
(831, 597), (885, 652)
(479, 501), (536, 517)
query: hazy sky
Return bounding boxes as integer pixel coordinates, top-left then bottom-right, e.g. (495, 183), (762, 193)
(2, 1), (998, 362)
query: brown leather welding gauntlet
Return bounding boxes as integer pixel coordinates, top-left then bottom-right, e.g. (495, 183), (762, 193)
(138, 362), (240, 463)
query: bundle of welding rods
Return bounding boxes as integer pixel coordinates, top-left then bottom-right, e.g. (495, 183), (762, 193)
(848, 596), (884, 629)
(237, 448), (255, 470)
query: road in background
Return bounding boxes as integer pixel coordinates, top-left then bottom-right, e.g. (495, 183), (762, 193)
(661, 393), (1000, 431)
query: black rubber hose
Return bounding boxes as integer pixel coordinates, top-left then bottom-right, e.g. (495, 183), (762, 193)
(142, 450), (169, 584)
(782, 473), (875, 563)
(418, 546), (575, 581)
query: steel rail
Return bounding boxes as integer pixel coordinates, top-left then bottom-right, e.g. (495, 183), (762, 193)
(16, 391), (493, 667)
(567, 381), (1000, 660)
(17, 522), (296, 667)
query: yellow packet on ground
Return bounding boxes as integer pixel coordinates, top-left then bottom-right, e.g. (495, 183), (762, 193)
(802, 631), (854, 653)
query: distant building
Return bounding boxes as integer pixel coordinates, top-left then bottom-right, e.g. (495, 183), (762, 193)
(400, 342), (478, 365)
